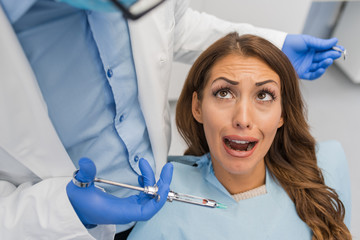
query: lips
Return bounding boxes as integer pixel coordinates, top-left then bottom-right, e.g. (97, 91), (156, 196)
(223, 136), (258, 158)
(223, 137), (258, 151)
(224, 139), (256, 151)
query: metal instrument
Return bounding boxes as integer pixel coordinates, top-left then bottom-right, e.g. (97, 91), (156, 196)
(72, 170), (227, 209)
(332, 46), (347, 60)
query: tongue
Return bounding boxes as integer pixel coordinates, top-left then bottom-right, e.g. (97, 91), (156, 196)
(228, 141), (249, 151)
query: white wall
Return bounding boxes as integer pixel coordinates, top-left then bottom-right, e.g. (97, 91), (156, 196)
(168, 0), (359, 238)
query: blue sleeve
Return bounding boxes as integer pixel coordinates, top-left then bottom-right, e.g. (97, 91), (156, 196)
(316, 140), (352, 229)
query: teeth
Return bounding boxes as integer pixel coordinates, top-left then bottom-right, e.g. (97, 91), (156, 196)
(247, 142), (255, 151)
(231, 140), (249, 144)
(224, 138), (257, 152)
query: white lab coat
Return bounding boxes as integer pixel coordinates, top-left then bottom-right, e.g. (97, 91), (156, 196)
(0, 0), (286, 239)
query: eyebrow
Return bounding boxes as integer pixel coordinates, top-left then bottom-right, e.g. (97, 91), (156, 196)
(255, 80), (278, 86)
(212, 78), (278, 87)
(212, 77), (239, 85)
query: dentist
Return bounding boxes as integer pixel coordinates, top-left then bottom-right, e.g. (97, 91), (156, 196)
(0, 0), (343, 239)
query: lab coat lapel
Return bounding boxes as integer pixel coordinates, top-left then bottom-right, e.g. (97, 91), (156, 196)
(128, 5), (173, 178)
(0, 6), (75, 179)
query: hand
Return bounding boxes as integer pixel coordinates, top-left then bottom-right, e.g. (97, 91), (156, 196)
(66, 158), (173, 228)
(282, 34), (344, 80)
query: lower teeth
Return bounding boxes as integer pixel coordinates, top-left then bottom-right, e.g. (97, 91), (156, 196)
(246, 142), (255, 151)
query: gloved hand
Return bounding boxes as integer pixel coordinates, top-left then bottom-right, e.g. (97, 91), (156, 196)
(66, 157), (173, 228)
(282, 34), (344, 80)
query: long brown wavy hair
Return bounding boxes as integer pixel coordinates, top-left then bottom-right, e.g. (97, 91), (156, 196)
(176, 33), (351, 239)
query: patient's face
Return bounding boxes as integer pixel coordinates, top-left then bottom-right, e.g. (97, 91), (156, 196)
(192, 54), (283, 191)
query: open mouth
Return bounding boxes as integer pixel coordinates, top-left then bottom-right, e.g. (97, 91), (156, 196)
(224, 138), (257, 151)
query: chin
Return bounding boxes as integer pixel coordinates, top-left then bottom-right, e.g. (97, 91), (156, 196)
(218, 151), (265, 175)
(220, 158), (257, 175)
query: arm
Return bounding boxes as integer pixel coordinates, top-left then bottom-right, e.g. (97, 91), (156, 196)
(173, 4), (286, 63)
(172, 1), (342, 80)
(0, 178), (106, 240)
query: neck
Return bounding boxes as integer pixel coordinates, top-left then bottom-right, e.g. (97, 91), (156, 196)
(212, 160), (266, 195)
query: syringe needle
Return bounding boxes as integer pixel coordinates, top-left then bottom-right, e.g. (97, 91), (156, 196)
(167, 191), (227, 209)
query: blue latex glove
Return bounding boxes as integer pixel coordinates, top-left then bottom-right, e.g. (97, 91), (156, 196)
(282, 34), (344, 80)
(66, 158), (173, 228)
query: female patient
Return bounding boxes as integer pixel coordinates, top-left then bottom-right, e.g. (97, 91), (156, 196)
(128, 33), (352, 239)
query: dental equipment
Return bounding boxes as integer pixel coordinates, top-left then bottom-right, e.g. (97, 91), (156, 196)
(72, 170), (227, 209)
(332, 46), (347, 60)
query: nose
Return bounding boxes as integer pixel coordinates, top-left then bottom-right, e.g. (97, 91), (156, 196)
(232, 100), (253, 130)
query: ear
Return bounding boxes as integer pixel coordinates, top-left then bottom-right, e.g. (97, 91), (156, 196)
(192, 92), (203, 124)
(277, 116), (284, 128)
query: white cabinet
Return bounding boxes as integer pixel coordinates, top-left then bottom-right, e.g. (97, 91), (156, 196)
(332, 2), (360, 83)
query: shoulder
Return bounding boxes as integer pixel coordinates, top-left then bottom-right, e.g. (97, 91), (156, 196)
(167, 154), (209, 191)
(168, 154), (205, 167)
(316, 140), (351, 227)
(316, 140), (348, 182)
(316, 140), (346, 164)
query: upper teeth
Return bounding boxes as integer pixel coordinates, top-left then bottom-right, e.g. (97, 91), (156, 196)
(231, 140), (249, 144)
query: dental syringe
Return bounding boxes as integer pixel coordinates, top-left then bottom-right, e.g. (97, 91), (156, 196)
(72, 170), (227, 209)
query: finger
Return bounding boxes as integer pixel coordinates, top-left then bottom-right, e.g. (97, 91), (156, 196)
(136, 188), (169, 221)
(138, 173), (171, 221)
(76, 158), (96, 183)
(313, 50), (342, 61)
(333, 45), (345, 51)
(309, 58), (333, 72)
(304, 35), (338, 51)
(138, 175), (144, 187)
(157, 162), (174, 187)
(132, 163), (173, 221)
(140, 162), (173, 200)
(139, 158), (155, 186)
(301, 68), (326, 80)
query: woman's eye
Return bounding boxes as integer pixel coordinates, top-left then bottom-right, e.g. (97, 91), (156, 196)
(216, 89), (232, 99)
(257, 92), (274, 101)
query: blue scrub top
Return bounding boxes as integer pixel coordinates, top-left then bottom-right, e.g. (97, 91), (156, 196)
(128, 140), (351, 239)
